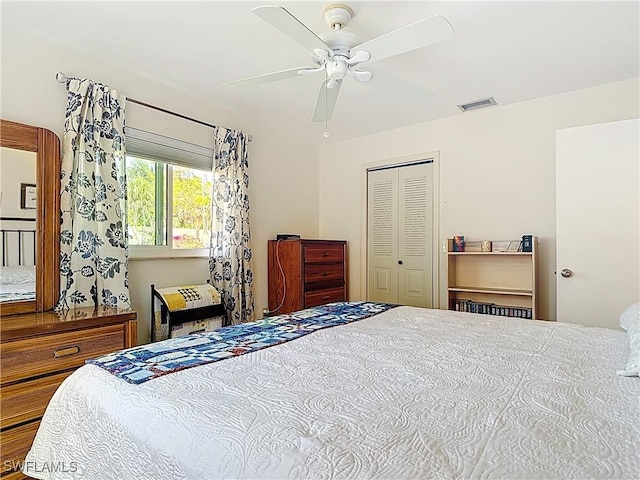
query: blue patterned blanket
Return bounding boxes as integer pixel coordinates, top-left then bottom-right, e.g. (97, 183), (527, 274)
(87, 301), (398, 384)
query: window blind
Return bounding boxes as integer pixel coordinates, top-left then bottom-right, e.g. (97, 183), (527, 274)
(124, 126), (214, 171)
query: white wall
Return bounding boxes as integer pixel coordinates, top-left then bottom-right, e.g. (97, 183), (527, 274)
(319, 78), (640, 321)
(1, 27), (320, 342)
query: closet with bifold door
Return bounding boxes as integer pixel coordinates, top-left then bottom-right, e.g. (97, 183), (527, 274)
(367, 161), (435, 308)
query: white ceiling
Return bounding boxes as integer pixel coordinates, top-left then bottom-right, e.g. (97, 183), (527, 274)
(2, 1), (638, 143)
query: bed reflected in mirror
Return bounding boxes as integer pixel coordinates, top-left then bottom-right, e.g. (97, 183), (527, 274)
(0, 119), (60, 315)
(0, 146), (37, 304)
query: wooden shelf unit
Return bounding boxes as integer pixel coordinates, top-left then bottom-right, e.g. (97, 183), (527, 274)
(447, 237), (538, 319)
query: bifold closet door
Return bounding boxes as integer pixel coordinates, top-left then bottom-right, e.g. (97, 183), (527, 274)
(397, 164), (433, 307)
(367, 168), (399, 304)
(367, 162), (433, 307)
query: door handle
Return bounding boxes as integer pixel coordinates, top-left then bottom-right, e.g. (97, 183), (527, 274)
(398, 260), (403, 265)
(560, 268), (573, 278)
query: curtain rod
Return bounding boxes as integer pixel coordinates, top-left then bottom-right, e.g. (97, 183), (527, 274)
(55, 72), (252, 142)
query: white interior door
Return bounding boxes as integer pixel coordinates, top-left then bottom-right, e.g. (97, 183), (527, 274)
(367, 162), (434, 307)
(367, 168), (398, 304)
(556, 118), (639, 328)
(398, 164), (433, 307)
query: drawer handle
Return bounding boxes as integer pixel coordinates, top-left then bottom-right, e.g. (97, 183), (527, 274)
(53, 346), (80, 358)
(322, 295), (331, 300)
(321, 271), (328, 276)
(321, 252), (329, 257)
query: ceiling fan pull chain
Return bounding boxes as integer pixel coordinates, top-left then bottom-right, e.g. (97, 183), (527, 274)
(323, 71), (329, 138)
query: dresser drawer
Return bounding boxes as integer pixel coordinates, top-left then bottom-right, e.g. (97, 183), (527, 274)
(1, 371), (73, 429)
(0, 420), (39, 474)
(2, 469), (29, 480)
(304, 263), (344, 284)
(304, 287), (345, 308)
(0, 324), (125, 384)
(303, 243), (344, 264)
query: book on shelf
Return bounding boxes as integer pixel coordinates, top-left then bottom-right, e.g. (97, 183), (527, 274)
(451, 299), (532, 319)
(453, 235), (465, 252)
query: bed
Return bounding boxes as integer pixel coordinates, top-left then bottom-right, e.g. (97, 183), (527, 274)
(24, 302), (639, 479)
(0, 218), (36, 303)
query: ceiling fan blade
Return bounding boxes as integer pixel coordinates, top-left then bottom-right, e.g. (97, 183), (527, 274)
(224, 66), (310, 88)
(351, 15), (453, 64)
(312, 80), (342, 123)
(253, 5), (331, 55)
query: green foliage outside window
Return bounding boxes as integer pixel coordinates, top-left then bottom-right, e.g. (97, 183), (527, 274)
(127, 157), (160, 245)
(126, 157), (212, 249)
(172, 166), (212, 249)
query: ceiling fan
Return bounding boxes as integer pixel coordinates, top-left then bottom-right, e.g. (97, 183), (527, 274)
(224, 4), (454, 124)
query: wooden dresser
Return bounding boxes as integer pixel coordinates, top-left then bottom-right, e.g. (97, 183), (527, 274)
(268, 239), (347, 315)
(0, 307), (137, 479)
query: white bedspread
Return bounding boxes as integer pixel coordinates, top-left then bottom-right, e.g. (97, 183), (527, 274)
(0, 264), (36, 302)
(25, 307), (639, 479)
(0, 281), (36, 302)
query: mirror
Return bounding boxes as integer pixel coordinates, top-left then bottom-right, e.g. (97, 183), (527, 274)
(0, 119), (60, 315)
(0, 147), (37, 305)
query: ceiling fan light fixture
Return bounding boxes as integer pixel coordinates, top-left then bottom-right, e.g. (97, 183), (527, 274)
(350, 70), (372, 82)
(312, 48), (332, 64)
(326, 58), (348, 80)
(457, 97), (498, 112)
(346, 50), (371, 65)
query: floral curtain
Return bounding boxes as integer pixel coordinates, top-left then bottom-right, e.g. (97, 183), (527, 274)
(57, 78), (130, 310)
(209, 127), (254, 325)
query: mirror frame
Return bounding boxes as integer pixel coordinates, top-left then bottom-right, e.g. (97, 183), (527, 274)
(0, 119), (60, 315)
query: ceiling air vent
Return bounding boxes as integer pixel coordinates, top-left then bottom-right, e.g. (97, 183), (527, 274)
(457, 97), (497, 112)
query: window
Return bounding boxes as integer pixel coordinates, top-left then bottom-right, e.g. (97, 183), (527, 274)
(126, 156), (166, 246)
(171, 165), (213, 249)
(125, 127), (214, 256)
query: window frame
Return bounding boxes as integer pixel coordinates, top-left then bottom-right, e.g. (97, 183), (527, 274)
(124, 127), (214, 260)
